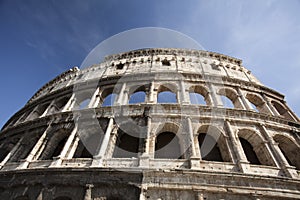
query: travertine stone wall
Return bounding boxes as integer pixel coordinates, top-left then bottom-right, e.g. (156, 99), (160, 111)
(0, 48), (299, 199)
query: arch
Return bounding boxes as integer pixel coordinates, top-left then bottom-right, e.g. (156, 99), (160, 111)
(99, 88), (118, 107)
(73, 127), (104, 159)
(218, 88), (243, 109)
(239, 137), (261, 165)
(271, 100), (295, 121)
(73, 140), (93, 159)
(188, 85), (211, 105)
(238, 129), (275, 166)
(47, 95), (72, 114)
(246, 93), (269, 113)
(113, 128), (140, 158)
(73, 91), (93, 110)
(157, 84), (178, 104)
(197, 125), (231, 162)
(128, 85), (148, 104)
(273, 134), (300, 170)
(155, 132), (183, 159)
(129, 91), (146, 104)
(38, 129), (70, 160)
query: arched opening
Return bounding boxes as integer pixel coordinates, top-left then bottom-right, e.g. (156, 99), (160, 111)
(102, 93), (117, 106)
(189, 93), (206, 105)
(113, 129), (140, 158)
(47, 95), (71, 114)
(273, 134), (300, 170)
(271, 101), (295, 121)
(158, 91), (177, 103)
(78, 98), (90, 109)
(249, 101), (259, 112)
(72, 91), (93, 110)
(38, 129), (70, 160)
(220, 95), (235, 108)
(246, 93), (268, 113)
(73, 140), (93, 158)
(238, 129), (275, 166)
(239, 137), (261, 165)
(51, 136), (68, 158)
(198, 133), (223, 161)
(129, 91), (146, 104)
(188, 85), (211, 105)
(155, 132), (183, 159)
(197, 125), (231, 162)
(157, 84), (178, 104)
(218, 88), (243, 109)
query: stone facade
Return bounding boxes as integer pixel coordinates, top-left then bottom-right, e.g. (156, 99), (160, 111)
(0, 48), (300, 199)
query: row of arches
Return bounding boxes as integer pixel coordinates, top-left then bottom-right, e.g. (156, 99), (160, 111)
(9, 82), (296, 129)
(1, 121), (299, 171)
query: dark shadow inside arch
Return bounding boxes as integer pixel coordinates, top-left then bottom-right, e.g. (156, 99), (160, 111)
(239, 137), (261, 165)
(155, 132), (183, 159)
(113, 129), (140, 158)
(198, 133), (223, 162)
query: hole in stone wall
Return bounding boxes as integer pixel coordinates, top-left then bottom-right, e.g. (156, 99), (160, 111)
(113, 129), (140, 158)
(73, 140), (93, 158)
(161, 59), (171, 66)
(198, 133), (223, 162)
(189, 92), (206, 105)
(239, 137), (261, 165)
(157, 91), (177, 103)
(155, 132), (183, 159)
(221, 95), (234, 108)
(116, 63), (124, 70)
(102, 93), (117, 106)
(129, 91), (146, 104)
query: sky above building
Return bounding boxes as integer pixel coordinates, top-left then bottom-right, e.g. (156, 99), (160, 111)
(0, 0), (300, 128)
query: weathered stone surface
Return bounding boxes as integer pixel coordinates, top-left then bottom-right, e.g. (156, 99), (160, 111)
(0, 48), (299, 199)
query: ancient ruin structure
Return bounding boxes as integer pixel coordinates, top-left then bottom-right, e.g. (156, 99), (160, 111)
(0, 48), (300, 199)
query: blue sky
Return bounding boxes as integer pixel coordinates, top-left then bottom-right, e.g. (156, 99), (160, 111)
(1, 0), (300, 128)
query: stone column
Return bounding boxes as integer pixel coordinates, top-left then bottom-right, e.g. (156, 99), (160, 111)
(261, 94), (277, 116)
(180, 80), (189, 104)
(186, 117), (200, 169)
(148, 81), (155, 103)
(139, 116), (151, 168)
(224, 120), (249, 173)
(208, 84), (222, 107)
(88, 87), (100, 108)
(91, 118), (114, 167)
(66, 136), (80, 159)
(116, 82), (126, 105)
(237, 88), (251, 110)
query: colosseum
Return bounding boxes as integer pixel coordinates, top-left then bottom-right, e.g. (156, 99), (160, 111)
(0, 48), (300, 200)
